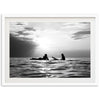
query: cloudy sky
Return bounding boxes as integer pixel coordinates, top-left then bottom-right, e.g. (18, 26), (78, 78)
(10, 22), (90, 57)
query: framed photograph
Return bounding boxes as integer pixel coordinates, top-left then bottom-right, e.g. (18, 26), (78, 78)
(1, 14), (98, 86)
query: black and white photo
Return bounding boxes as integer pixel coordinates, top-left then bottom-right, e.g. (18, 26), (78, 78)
(2, 15), (96, 85)
(10, 21), (90, 78)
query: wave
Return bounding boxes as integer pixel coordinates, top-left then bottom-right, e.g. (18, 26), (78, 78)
(10, 57), (90, 78)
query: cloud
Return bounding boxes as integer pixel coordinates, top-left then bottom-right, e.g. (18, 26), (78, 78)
(24, 27), (36, 31)
(80, 22), (90, 24)
(10, 22), (37, 41)
(61, 22), (90, 40)
(10, 34), (37, 57)
(72, 31), (90, 40)
(17, 30), (34, 35)
(17, 31), (24, 34)
(10, 22), (90, 41)
(16, 22), (24, 25)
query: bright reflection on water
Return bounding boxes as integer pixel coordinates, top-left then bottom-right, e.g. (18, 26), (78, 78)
(10, 58), (90, 78)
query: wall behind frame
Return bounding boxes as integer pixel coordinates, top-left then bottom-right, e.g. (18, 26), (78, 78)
(0, 0), (100, 100)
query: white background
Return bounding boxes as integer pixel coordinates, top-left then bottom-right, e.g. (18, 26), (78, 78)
(0, 0), (100, 100)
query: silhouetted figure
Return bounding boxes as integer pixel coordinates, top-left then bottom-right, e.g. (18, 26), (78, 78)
(30, 57), (42, 60)
(61, 53), (65, 60)
(43, 54), (49, 60)
(30, 54), (49, 60)
(38, 57), (43, 60)
(52, 56), (58, 60)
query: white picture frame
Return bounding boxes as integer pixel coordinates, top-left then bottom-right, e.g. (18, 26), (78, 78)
(1, 14), (98, 86)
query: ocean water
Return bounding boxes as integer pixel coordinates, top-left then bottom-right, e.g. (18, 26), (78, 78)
(10, 58), (90, 78)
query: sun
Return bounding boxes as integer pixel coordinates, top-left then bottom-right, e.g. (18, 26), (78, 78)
(35, 37), (52, 51)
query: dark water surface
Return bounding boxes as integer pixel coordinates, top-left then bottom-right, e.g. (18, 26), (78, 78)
(10, 58), (90, 78)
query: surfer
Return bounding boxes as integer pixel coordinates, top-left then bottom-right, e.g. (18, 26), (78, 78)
(61, 53), (65, 60)
(30, 54), (49, 60)
(30, 53), (65, 60)
(43, 54), (49, 60)
(52, 53), (65, 60)
(52, 56), (58, 60)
